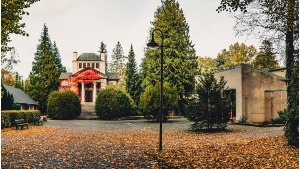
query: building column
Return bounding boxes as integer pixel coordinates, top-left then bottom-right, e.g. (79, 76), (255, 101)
(81, 82), (85, 102)
(93, 82), (97, 102)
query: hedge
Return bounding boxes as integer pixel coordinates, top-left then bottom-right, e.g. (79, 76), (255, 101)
(1, 110), (41, 128)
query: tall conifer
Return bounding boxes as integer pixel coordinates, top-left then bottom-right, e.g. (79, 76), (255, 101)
(125, 44), (142, 105)
(26, 24), (59, 114)
(53, 41), (66, 74)
(109, 41), (126, 75)
(142, 0), (197, 114)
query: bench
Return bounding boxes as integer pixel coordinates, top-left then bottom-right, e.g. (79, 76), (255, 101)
(33, 117), (43, 125)
(15, 119), (29, 130)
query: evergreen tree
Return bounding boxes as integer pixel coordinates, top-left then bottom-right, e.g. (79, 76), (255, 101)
(98, 41), (108, 73)
(142, 0), (197, 115)
(53, 41), (66, 74)
(1, 84), (14, 110)
(14, 72), (22, 90)
(252, 40), (280, 70)
(187, 74), (231, 130)
(125, 44), (142, 105)
(109, 41), (126, 75)
(26, 24), (59, 114)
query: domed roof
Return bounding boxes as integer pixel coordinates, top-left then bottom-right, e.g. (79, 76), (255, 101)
(77, 53), (100, 61)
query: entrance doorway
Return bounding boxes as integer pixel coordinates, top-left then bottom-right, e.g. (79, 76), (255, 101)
(85, 90), (93, 102)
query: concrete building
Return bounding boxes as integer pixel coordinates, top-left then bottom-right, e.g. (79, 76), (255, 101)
(213, 64), (287, 123)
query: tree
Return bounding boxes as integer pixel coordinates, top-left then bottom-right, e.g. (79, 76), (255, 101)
(142, 0), (197, 115)
(196, 56), (218, 75)
(53, 41), (66, 75)
(98, 41), (108, 73)
(26, 24), (59, 114)
(139, 82), (178, 121)
(1, 48), (19, 86)
(217, 0), (299, 147)
(14, 72), (23, 90)
(109, 41), (126, 75)
(216, 42), (257, 69)
(125, 44), (142, 106)
(252, 40), (280, 70)
(1, 0), (40, 53)
(1, 84), (14, 110)
(187, 74), (231, 130)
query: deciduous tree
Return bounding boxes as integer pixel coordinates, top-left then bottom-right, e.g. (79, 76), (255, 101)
(216, 42), (257, 69)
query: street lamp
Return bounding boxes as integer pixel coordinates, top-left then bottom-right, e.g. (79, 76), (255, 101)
(147, 29), (164, 151)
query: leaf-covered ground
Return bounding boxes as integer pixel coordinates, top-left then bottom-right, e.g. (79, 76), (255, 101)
(1, 124), (298, 168)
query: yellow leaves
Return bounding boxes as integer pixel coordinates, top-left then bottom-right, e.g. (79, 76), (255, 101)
(1, 125), (298, 168)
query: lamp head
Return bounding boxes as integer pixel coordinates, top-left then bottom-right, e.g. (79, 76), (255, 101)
(147, 34), (159, 49)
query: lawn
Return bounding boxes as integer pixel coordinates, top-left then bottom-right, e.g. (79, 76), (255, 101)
(1, 124), (298, 168)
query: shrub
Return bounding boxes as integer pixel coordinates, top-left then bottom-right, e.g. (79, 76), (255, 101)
(139, 82), (178, 121)
(1, 110), (41, 128)
(95, 88), (132, 119)
(47, 91), (81, 120)
(271, 109), (287, 124)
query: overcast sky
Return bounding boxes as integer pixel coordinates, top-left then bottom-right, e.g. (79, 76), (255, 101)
(9, 0), (260, 79)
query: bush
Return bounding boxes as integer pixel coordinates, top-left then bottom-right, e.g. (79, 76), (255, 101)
(1, 110), (41, 128)
(271, 109), (287, 124)
(95, 88), (132, 119)
(47, 91), (81, 120)
(139, 82), (178, 121)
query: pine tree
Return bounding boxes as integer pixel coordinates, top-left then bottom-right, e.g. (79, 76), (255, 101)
(125, 44), (142, 105)
(98, 41), (108, 73)
(142, 0), (197, 115)
(14, 72), (22, 90)
(1, 84), (14, 110)
(187, 74), (231, 130)
(252, 40), (280, 70)
(53, 41), (66, 74)
(109, 41), (126, 75)
(26, 24), (59, 114)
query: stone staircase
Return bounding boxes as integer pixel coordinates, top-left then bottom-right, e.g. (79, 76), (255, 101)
(81, 102), (96, 116)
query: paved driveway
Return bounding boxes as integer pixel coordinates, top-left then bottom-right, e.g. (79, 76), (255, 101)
(44, 118), (194, 131)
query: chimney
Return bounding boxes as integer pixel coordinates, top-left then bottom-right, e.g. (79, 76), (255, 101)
(73, 52), (78, 61)
(100, 52), (105, 61)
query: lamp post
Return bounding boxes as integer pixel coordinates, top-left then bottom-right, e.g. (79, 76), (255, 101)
(147, 29), (163, 151)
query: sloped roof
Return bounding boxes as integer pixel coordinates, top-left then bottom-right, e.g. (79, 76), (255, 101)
(70, 67), (108, 79)
(77, 53), (100, 61)
(59, 72), (72, 80)
(3, 85), (39, 105)
(106, 72), (119, 80)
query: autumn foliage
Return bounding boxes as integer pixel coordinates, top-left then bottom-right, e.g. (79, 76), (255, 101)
(1, 124), (298, 168)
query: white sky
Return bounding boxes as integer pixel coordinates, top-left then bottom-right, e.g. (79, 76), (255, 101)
(8, 0), (260, 79)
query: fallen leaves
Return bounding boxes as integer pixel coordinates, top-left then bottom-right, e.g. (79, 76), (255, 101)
(1, 125), (298, 168)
